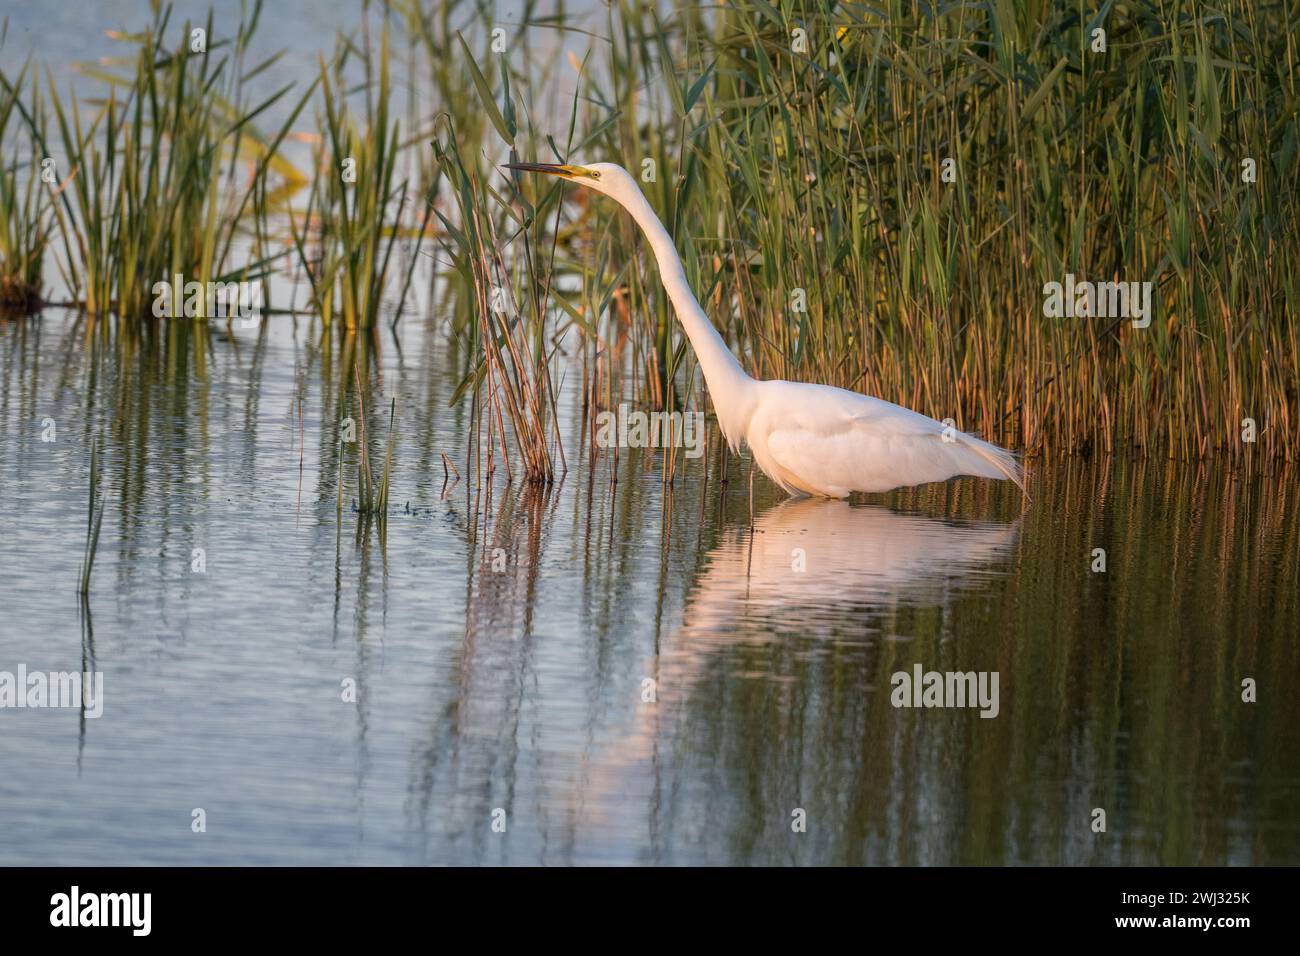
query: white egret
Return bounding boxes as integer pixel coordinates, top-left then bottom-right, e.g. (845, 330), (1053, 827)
(506, 161), (1025, 498)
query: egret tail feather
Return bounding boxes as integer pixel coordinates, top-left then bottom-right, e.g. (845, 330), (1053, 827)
(958, 433), (1027, 496)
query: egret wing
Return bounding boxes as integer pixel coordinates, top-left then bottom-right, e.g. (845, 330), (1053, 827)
(762, 390), (1022, 496)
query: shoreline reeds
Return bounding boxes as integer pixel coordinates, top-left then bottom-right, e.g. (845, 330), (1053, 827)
(0, 0), (1294, 468)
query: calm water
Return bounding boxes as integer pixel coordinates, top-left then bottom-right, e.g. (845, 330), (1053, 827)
(0, 313), (1296, 865)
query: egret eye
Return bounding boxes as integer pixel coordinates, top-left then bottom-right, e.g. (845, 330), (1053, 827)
(590, 170), (601, 179)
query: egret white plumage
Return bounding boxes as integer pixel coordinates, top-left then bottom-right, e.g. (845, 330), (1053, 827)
(506, 161), (1025, 499)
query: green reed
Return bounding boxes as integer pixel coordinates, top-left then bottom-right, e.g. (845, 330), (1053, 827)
(353, 393), (396, 515)
(7, 1), (307, 319)
(342, 348), (396, 517)
(0, 66), (51, 313)
(290, 22), (421, 331)
(78, 438), (106, 595)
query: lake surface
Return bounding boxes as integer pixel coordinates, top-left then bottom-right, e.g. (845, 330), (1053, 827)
(1, 313), (1296, 865)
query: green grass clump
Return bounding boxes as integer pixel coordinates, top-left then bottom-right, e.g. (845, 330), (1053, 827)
(290, 24), (427, 331)
(0, 67), (51, 313)
(13, 2), (308, 319)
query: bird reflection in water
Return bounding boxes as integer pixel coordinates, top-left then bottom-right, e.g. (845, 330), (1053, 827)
(573, 497), (1021, 837)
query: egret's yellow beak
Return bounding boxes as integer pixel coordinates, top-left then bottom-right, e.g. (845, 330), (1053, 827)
(503, 162), (597, 180)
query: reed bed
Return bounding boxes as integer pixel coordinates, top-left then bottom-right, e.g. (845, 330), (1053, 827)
(1, 0), (1296, 469)
(35, 4), (309, 318)
(556, 0), (1299, 463)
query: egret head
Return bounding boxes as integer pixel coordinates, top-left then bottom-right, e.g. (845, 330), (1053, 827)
(503, 161), (640, 205)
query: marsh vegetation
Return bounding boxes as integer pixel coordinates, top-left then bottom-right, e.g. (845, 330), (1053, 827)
(0, 0), (1297, 866)
(1, 0), (1295, 476)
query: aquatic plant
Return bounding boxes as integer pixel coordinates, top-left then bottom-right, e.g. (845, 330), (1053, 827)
(77, 438), (106, 595)
(290, 23), (427, 331)
(0, 67), (50, 313)
(0, 0), (1294, 467)
(12, 2), (309, 319)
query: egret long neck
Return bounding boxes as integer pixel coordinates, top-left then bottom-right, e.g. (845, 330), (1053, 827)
(617, 185), (754, 435)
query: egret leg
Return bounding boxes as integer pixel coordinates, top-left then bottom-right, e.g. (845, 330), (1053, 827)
(748, 458), (755, 527)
